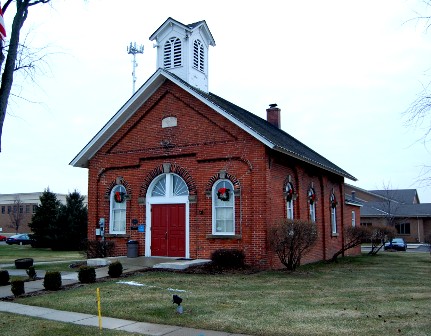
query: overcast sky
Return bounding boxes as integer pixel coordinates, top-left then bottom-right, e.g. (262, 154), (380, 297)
(1, 0), (431, 202)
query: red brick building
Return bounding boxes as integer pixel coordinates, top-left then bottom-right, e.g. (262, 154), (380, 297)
(71, 18), (359, 268)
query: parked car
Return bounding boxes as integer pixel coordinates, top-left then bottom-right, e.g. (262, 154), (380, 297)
(0, 235), (7, 241)
(384, 238), (407, 251)
(6, 234), (32, 245)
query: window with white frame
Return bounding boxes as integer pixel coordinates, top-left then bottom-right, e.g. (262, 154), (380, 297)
(286, 182), (294, 220)
(308, 188), (316, 223)
(330, 193), (337, 234)
(212, 180), (235, 234)
(110, 185), (127, 234)
(351, 211), (356, 227)
(163, 37), (182, 69)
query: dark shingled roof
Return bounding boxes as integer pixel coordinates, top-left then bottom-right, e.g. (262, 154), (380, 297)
(165, 70), (356, 181)
(361, 202), (431, 217)
(369, 189), (418, 204)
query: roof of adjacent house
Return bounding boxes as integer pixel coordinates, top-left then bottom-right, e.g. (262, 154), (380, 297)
(70, 69), (356, 181)
(369, 189), (419, 204)
(361, 202), (431, 217)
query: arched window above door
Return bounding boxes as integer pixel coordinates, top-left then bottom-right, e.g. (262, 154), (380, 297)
(149, 174), (189, 198)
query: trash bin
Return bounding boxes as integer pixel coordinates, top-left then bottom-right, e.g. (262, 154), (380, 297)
(127, 240), (138, 258)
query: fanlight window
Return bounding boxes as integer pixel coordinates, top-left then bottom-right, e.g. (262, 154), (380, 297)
(164, 37), (182, 68)
(151, 174), (188, 198)
(193, 39), (204, 72)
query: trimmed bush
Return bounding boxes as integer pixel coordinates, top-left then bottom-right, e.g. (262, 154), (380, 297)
(108, 261), (123, 278)
(11, 279), (25, 296)
(78, 266), (96, 283)
(43, 271), (62, 291)
(211, 249), (245, 269)
(0, 269), (10, 286)
(26, 266), (37, 280)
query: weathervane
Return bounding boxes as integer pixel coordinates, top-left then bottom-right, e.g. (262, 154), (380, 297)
(127, 42), (144, 94)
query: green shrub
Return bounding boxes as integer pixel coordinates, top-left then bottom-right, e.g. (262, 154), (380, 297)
(11, 279), (25, 296)
(0, 269), (10, 286)
(26, 266), (37, 280)
(43, 271), (62, 291)
(108, 261), (123, 278)
(78, 266), (96, 283)
(211, 249), (245, 269)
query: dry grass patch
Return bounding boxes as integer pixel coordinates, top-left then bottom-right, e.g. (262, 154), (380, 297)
(14, 253), (431, 336)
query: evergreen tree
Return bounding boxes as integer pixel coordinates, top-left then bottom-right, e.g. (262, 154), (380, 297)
(54, 190), (88, 250)
(29, 188), (61, 248)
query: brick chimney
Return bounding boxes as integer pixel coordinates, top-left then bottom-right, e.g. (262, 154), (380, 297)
(266, 103), (281, 128)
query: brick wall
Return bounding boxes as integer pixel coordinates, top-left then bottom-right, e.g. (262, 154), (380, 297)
(86, 80), (359, 268)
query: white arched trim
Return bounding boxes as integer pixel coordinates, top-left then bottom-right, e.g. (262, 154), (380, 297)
(145, 173), (190, 258)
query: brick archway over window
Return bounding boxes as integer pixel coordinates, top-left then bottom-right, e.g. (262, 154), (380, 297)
(104, 177), (132, 200)
(205, 171), (240, 195)
(139, 163), (197, 198)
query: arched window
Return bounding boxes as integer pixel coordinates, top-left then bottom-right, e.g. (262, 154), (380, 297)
(164, 37), (182, 69)
(286, 182), (295, 220)
(330, 193), (337, 233)
(150, 173), (188, 198)
(110, 185), (127, 234)
(308, 188), (316, 223)
(212, 180), (235, 235)
(193, 39), (204, 72)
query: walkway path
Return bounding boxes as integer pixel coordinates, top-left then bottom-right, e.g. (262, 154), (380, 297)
(0, 257), (248, 336)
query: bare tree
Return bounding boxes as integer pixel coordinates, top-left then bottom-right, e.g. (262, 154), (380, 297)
(0, 0), (52, 152)
(267, 219), (318, 271)
(8, 195), (25, 233)
(368, 224), (397, 256)
(330, 226), (371, 262)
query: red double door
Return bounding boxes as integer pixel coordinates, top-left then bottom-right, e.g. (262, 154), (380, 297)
(151, 204), (186, 257)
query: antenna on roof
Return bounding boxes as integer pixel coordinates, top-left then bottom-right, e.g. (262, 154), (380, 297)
(127, 42), (144, 94)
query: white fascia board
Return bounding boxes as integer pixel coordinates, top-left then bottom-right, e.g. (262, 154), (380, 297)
(70, 70), (166, 168)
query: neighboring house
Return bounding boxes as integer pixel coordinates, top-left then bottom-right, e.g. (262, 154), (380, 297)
(0, 193), (68, 234)
(344, 185), (431, 243)
(71, 18), (359, 268)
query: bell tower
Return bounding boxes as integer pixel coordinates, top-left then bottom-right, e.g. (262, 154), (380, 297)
(150, 18), (215, 93)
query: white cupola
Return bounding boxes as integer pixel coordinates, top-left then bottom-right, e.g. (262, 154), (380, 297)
(149, 17), (215, 92)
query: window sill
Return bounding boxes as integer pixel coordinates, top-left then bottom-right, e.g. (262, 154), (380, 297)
(331, 232), (339, 237)
(104, 234), (130, 238)
(206, 234), (242, 240)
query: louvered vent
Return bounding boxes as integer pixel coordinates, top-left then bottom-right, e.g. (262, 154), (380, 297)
(193, 39), (204, 72)
(163, 37), (182, 68)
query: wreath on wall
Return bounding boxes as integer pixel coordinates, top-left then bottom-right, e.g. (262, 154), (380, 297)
(308, 189), (316, 205)
(217, 187), (230, 201)
(286, 186), (294, 202)
(114, 191), (126, 203)
(330, 194), (338, 208)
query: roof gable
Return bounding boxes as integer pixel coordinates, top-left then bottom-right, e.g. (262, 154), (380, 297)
(70, 68), (356, 181)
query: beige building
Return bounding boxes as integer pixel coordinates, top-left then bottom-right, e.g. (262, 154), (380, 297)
(0, 193), (67, 235)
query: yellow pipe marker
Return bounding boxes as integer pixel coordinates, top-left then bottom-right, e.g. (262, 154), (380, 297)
(97, 287), (102, 331)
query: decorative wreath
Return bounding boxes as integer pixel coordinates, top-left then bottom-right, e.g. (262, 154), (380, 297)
(330, 194), (338, 208)
(114, 191), (126, 203)
(308, 189), (316, 205)
(286, 186), (294, 202)
(217, 187), (230, 201)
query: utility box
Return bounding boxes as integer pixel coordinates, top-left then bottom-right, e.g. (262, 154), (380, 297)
(127, 240), (138, 258)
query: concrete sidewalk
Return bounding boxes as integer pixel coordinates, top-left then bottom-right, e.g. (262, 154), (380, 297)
(0, 257), (247, 335)
(0, 302), (248, 336)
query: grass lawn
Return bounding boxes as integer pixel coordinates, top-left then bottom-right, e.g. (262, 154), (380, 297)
(0, 312), (142, 336)
(14, 252), (431, 336)
(0, 244), (83, 265)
